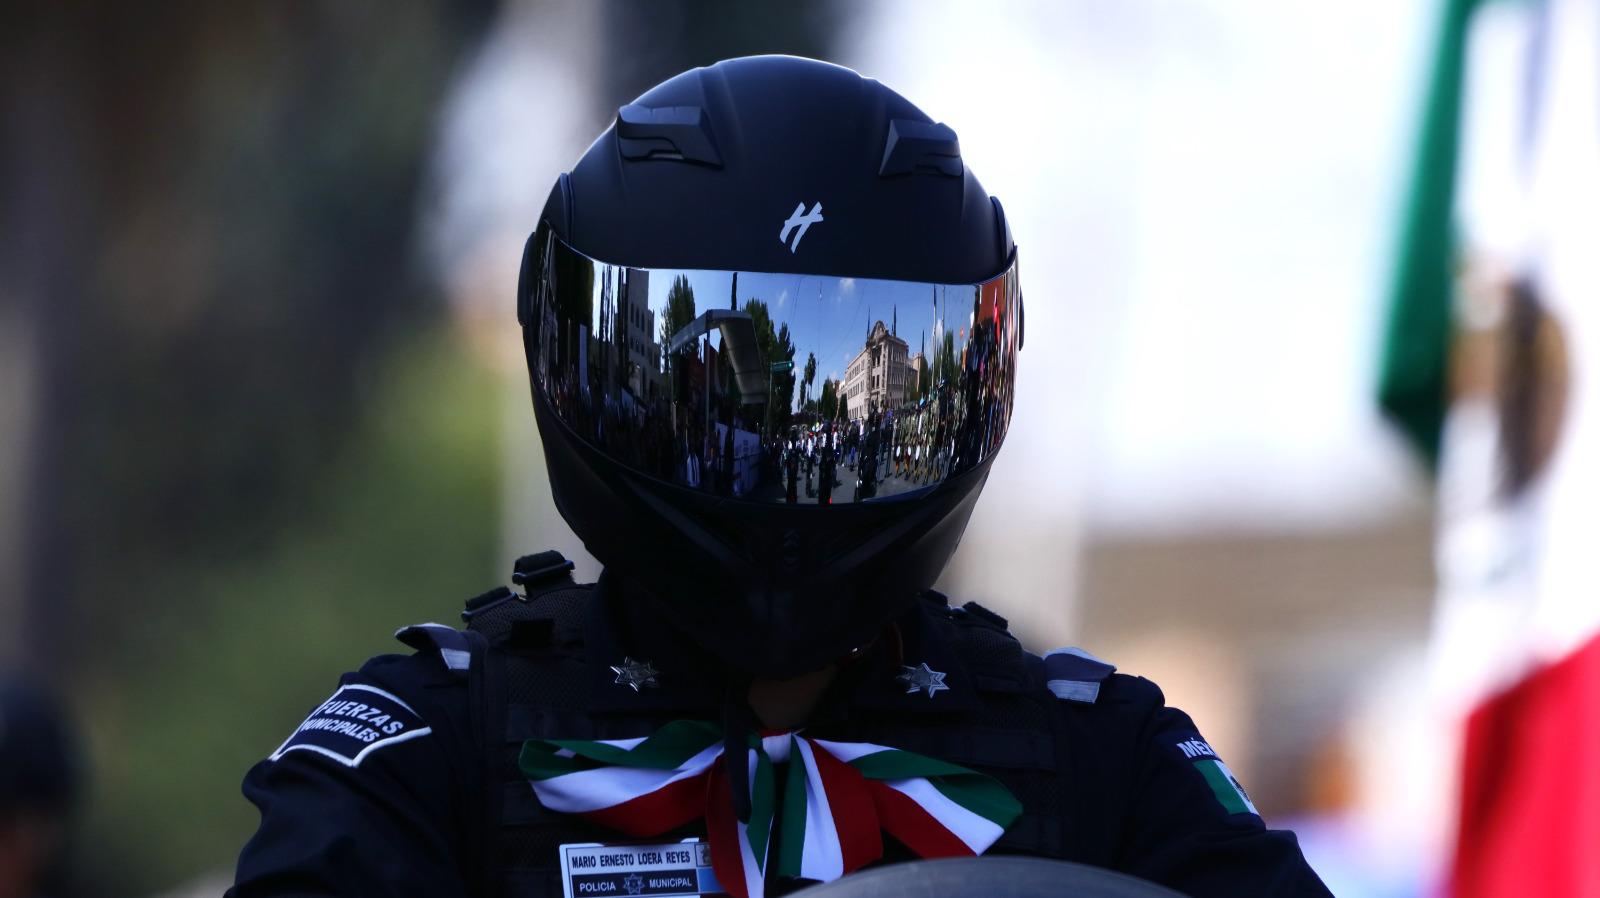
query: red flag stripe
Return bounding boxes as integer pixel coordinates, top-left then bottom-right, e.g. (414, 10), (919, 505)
(573, 770), (710, 836)
(1452, 632), (1600, 898)
(704, 758), (752, 898)
(867, 780), (975, 859)
(806, 737), (884, 873)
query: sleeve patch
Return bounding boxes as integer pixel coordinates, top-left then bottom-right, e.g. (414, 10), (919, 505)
(1169, 735), (1260, 817)
(269, 683), (432, 768)
(1195, 758), (1260, 817)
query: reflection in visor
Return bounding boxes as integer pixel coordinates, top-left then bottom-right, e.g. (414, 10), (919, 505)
(525, 227), (1021, 506)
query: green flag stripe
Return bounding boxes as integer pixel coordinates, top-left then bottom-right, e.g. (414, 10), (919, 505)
(519, 742), (601, 781)
(927, 775), (1025, 829)
(746, 747), (777, 872)
(527, 720), (722, 777)
(1196, 760), (1253, 816)
(847, 749), (975, 782)
(777, 736), (810, 879)
(1378, 0), (1486, 468)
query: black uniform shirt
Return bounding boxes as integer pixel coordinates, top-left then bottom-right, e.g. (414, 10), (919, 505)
(228, 583), (1331, 897)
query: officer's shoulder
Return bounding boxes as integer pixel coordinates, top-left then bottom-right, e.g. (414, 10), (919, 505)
(394, 550), (593, 675)
(921, 592), (1164, 715)
(1029, 644), (1169, 723)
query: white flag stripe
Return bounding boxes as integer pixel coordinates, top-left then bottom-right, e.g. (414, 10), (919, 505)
(884, 777), (1005, 853)
(794, 739), (845, 881)
(737, 750), (768, 898)
(735, 816), (765, 898)
(1524, 0), (1600, 663)
(531, 743), (722, 813)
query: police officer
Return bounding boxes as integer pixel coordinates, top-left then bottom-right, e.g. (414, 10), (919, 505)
(228, 56), (1331, 897)
(817, 422), (836, 505)
(0, 676), (80, 898)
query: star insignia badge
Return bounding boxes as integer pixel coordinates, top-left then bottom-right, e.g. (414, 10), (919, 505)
(610, 656), (660, 692)
(623, 872), (645, 895)
(896, 661), (950, 698)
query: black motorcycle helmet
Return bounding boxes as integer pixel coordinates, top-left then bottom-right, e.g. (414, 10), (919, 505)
(519, 56), (1022, 678)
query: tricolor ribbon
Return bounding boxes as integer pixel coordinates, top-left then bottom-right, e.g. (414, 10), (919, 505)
(519, 720), (1022, 898)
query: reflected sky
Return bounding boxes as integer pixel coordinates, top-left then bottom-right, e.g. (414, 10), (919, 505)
(578, 263), (983, 413)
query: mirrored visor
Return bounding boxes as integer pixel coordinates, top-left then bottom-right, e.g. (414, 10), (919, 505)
(523, 226), (1021, 506)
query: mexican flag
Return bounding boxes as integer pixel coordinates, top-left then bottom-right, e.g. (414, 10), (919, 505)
(1379, 0), (1600, 894)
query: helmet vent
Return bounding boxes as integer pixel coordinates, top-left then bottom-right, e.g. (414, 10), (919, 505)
(879, 119), (962, 178)
(616, 104), (723, 167)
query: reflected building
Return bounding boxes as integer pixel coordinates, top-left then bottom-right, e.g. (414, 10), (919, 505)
(844, 319), (912, 421)
(616, 270), (659, 398)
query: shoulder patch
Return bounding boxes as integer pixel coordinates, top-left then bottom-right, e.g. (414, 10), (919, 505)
(269, 683), (431, 768)
(1043, 646), (1116, 703)
(1167, 734), (1260, 818)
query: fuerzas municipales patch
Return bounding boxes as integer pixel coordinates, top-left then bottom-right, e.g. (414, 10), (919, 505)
(269, 683), (431, 768)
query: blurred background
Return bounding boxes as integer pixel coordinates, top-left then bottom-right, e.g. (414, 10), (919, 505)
(5, 1), (1582, 895)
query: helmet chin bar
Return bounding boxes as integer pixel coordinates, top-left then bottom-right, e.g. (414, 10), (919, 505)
(531, 378), (992, 678)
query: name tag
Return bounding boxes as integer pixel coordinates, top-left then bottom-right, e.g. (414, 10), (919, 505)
(558, 839), (725, 897)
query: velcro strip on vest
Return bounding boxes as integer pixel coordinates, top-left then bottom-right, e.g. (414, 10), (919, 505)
(1043, 647), (1116, 704)
(395, 622), (473, 674)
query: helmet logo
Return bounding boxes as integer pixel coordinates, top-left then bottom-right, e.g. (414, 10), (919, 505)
(779, 201), (824, 253)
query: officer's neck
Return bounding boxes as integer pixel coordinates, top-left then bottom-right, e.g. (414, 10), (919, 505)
(746, 665), (840, 730)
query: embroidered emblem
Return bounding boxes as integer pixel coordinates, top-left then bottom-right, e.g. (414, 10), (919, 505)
(610, 656), (660, 692)
(896, 661), (950, 698)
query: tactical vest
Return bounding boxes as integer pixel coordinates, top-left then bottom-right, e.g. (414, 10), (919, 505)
(406, 552), (1108, 897)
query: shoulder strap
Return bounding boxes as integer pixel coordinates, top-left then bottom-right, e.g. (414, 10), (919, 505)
(1042, 647), (1116, 704)
(394, 622), (474, 676)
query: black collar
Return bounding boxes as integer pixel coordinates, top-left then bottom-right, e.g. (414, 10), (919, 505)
(580, 577), (982, 719)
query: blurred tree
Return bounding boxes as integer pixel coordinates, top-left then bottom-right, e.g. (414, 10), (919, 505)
(0, 1), (851, 893)
(2, 2), (496, 894)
